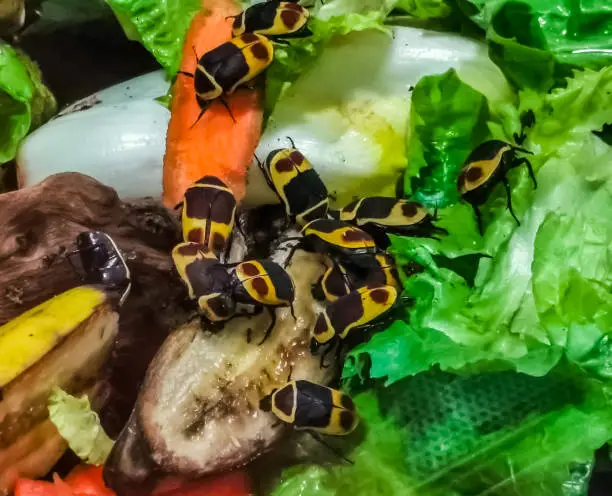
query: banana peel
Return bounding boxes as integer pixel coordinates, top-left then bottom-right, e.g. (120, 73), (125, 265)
(0, 285), (119, 495)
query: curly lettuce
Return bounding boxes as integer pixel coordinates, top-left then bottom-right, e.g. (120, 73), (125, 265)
(48, 388), (114, 465)
(0, 43), (56, 164)
(104, 0), (200, 76)
(457, 0), (612, 90)
(346, 66), (612, 386)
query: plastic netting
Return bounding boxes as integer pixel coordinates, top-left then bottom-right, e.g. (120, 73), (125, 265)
(377, 369), (594, 495)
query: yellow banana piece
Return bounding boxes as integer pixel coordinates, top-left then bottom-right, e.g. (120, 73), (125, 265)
(0, 285), (119, 495)
(0, 286), (106, 387)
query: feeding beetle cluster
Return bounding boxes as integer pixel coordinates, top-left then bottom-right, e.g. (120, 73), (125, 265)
(168, 0), (539, 445)
(170, 135), (447, 438)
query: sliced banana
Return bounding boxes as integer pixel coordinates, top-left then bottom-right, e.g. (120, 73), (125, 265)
(105, 246), (335, 490)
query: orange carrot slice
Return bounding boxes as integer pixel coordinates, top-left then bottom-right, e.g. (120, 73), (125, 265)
(162, 0), (263, 208)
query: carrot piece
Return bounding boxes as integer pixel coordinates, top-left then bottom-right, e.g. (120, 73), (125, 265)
(52, 474), (74, 496)
(64, 466), (115, 496)
(162, 0), (263, 208)
(14, 479), (57, 496)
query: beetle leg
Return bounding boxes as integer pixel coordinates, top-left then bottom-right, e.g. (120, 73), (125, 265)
(305, 432), (354, 465)
(272, 39), (291, 46)
(502, 176), (520, 226)
(311, 274), (325, 301)
(472, 203), (484, 235)
(258, 307), (277, 345)
(286, 136), (296, 149)
(65, 250), (85, 280)
(319, 343), (334, 369)
(190, 107), (207, 129)
(283, 239), (303, 265)
(177, 71), (194, 78)
(289, 302), (297, 321)
(219, 97), (237, 123)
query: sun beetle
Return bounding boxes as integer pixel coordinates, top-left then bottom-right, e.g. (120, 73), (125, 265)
(172, 244), (295, 343)
(178, 175), (237, 260)
(229, 259), (296, 343)
(178, 32), (274, 126)
(312, 253), (401, 303)
(311, 263), (352, 302)
(260, 379), (359, 436)
(310, 284), (398, 365)
(71, 231), (131, 306)
(288, 218), (378, 271)
(171, 241), (228, 302)
(230, 1), (311, 41)
(257, 143), (329, 227)
(339, 196), (447, 248)
(457, 140), (536, 234)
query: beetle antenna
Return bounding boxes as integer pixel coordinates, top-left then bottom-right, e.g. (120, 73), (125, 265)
(286, 136), (296, 149)
(511, 145), (534, 155)
(220, 97), (237, 123)
(306, 431), (354, 465)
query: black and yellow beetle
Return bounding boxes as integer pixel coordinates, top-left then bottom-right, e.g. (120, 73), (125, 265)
(366, 253), (401, 289)
(339, 196), (447, 248)
(291, 218), (379, 270)
(179, 175), (237, 260)
(171, 242), (231, 312)
(260, 380), (359, 436)
(72, 231), (132, 306)
(172, 246), (295, 341)
(312, 263), (352, 302)
(258, 144), (329, 227)
(310, 284), (398, 360)
(231, 1), (311, 40)
(231, 260), (296, 343)
(171, 241), (237, 324)
(457, 140), (536, 234)
(178, 32), (274, 125)
(312, 253), (401, 303)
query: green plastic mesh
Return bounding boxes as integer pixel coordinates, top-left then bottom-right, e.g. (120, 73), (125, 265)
(375, 369), (597, 495)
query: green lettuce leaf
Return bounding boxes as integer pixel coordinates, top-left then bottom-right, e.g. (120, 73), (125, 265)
(48, 388), (114, 465)
(457, 0), (612, 90)
(0, 43), (56, 163)
(274, 368), (610, 495)
(394, 0), (453, 19)
(272, 393), (415, 496)
(104, 0), (200, 76)
(265, 1), (390, 117)
(403, 69), (490, 208)
(346, 66), (612, 385)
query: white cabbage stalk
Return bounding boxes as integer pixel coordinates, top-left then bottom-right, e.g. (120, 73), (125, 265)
(245, 26), (512, 206)
(17, 26), (511, 203)
(17, 71), (170, 200)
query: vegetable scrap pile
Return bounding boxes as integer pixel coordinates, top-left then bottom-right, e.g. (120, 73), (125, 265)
(1, 0), (611, 495)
